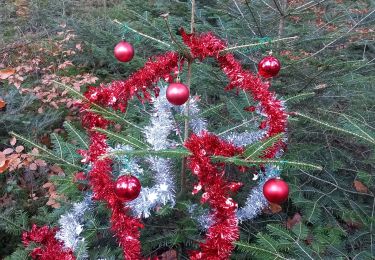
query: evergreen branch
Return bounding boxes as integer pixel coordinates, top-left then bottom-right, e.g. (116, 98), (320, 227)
(64, 121), (89, 149)
(112, 19), (171, 47)
(10, 132), (83, 171)
(102, 148), (190, 159)
(0, 210), (28, 235)
(292, 8), (375, 64)
(294, 112), (375, 145)
(6, 248), (29, 259)
(54, 81), (145, 132)
(0, 215), (25, 233)
(234, 241), (288, 260)
(217, 119), (257, 136)
(196, 103), (225, 117)
(229, 99), (246, 120)
(221, 36), (298, 52)
(51, 133), (63, 159)
(342, 114), (374, 142)
(53, 81), (86, 99)
(284, 92), (315, 104)
(244, 133), (283, 159)
(103, 147), (321, 170)
(319, 109), (375, 131)
(88, 108), (144, 131)
(267, 225), (315, 260)
(93, 128), (147, 149)
(213, 156), (322, 170)
(75, 240), (89, 260)
(89, 108), (144, 131)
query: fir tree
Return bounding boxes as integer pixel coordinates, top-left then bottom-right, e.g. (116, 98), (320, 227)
(0, 0), (374, 259)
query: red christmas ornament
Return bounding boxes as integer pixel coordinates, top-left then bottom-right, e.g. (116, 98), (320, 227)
(258, 55), (281, 78)
(263, 178), (289, 204)
(114, 41), (134, 62)
(114, 175), (141, 201)
(166, 83), (190, 105)
(73, 172), (88, 191)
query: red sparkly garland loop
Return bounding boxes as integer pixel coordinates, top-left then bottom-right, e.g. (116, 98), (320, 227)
(22, 224), (75, 260)
(179, 28), (287, 158)
(79, 52), (180, 259)
(180, 29), (287, 259)
(185, 132), (243, 259)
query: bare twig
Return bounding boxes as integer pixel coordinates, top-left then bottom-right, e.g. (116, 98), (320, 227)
(277, 0), (288, 44)
(112, 19), (171, 47)
(244, 0), (264, 37)
(190, 0), (195, 33)
(232, 0), (256, 36)
(179, 0), (195, 197)
(221, 36), (298, 52)
(293, 9), (375, 64)
(163, 16), (191, 58)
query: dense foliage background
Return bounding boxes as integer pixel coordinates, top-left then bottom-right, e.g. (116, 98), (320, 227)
(0, 0), (374, 259)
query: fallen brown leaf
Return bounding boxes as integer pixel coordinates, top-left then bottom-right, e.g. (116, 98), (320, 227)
(10, 137), (17, 146)
(0, 68), (16, 80)
(0, 160), (9, 173)
(160, 249), (177, 260)
(0, 100), (6, 111)
(353, 180), (369, 193)
(3, 148), (14, 155)
(287, 213), (302, 229)
(263, 203), (283, 214)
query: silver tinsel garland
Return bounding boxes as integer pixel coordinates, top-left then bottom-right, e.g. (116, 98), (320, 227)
(224, 130), (266, 147)
(183, 96), (207, 134)
(183, 98), (285, 226)
(53, 86), (287, 256)
(236, 165), (281, 221)
(55, 195), (91, 257)
(110, 145), (144, 177)
(127, 87), (176, 218)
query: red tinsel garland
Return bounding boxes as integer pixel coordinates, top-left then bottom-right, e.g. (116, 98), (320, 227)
(22, 224), (75, 260)
(179, 29), (287, 259)
(79, 52), (180, 259)
(179, 28), (287, 158)
(22, 29), (287, 260)
(185, 132), (243, 260)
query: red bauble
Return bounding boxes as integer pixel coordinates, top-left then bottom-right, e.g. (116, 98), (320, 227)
(166, 83), (190, 105)
(263, 178), (289, 204)
(73, 172), (88, 191)
(114, 175), (141, 201)
(258, 55), (281, 78)
(114, 41), (134, 62)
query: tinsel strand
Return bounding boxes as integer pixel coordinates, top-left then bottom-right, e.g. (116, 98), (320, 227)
(128, 86), (176, 218)
(22, 225), (75, 260)
(55, 195), (92, 258)
(185, 132), (243, 260)
(80, 52), (180, 259)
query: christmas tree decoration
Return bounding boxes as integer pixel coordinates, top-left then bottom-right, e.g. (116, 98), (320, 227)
(33, 28), (288, 259)
(22, 224), (75, 260)
(55, 195), (91, 258)
(114, 40), (134, 62)
(114, 175), (142, 201)
(185, 132), (243, 259)
(237, 166), (281, 221)
(73, 172), (88, 191)
(166, 82), (190, 105)
(258, 55), (281, 78)
(263, 177), (289, 204)
(128, 87), (176, 218)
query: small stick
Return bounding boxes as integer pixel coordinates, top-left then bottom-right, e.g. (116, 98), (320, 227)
(112, 19), (171, 47)
(221, 35), (298, 52)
